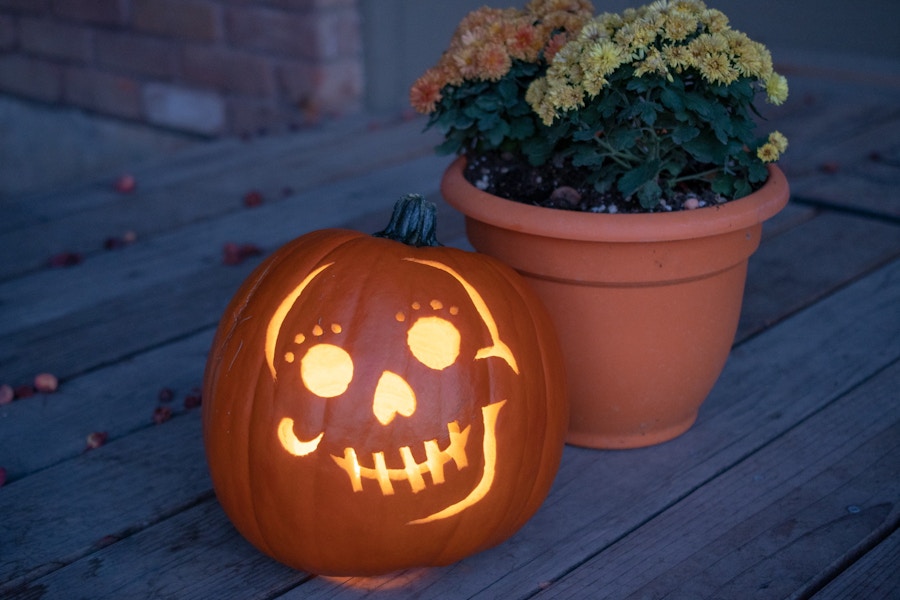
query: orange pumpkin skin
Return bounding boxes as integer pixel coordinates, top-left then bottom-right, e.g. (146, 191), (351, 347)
(202, 222), (567, 576)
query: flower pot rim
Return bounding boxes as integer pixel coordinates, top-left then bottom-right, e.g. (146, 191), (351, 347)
(441, 156), (790, 243)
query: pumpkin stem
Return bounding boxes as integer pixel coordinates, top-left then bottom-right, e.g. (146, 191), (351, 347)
(374, 194), (442, 247)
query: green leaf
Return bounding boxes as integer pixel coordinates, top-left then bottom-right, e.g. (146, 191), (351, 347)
(671, 125), (700, 144)
(436, 110), (474, 130)
(618, 160), (661, 198)
(521, 137), (555, 165)
(606, 127), (637, 151)
(475, 94), (501, 111)
(711, 173), (735, 196)
(435, 137), (462, 156)
(508, 116), (535, 140)
(484, 119), (510, 146)
(747, 160), (768, 183)
(639, 101), (660, 126)
(498, 78), (518, 104)
(573, 128), (598, 142)
(476, 112), (500, 132)
(682, 92), (715, 120)
(733, 178), (753, 199)
(660, 86), (685, 113)
(683, 132), (726, 164)
(637, 179), (663, 209)
(571, 148), (608, 167)
(704, 103), (733, 144)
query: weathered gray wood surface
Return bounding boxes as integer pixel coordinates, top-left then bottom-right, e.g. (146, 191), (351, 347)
(1, 52), (898, 599)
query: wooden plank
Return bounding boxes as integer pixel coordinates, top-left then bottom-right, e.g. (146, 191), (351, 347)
(0, 330), (211, 482)
(0, 152), (450, 337)
(737, 209), (900, 341)
(1, 118), (441, 281)
(537, 360), (900, 599)
(0, 413), (211, 592)
(1, 499), (311, 600)
(765, 72), (900, 217)
(813, 528), (900, 600)
(0, 115), (433, 233)
(0, 155), (451, 383)
(0, 197), (884, 389)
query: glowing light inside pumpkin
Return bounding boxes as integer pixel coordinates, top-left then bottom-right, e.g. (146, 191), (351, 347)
(277, 417), (323, 456)
(267, 258), (520, 525)
(373, 371), (417, 425)
(266, 262), (334, 379)
(403, 259), (519, 374)
(407, 316), (460, 370)
(301, 344), (354, 398)
(409, 399), (506, 525)
(331, 419), (473, 495)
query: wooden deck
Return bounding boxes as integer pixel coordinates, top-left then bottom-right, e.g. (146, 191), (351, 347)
(2, 52), (899, 599)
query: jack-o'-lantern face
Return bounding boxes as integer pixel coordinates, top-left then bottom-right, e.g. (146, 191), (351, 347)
(204, 199), (568, 576)
(265, 258), (519, 525)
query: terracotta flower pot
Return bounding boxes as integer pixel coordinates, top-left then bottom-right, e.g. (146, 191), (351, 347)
(441, 157), (790, 449)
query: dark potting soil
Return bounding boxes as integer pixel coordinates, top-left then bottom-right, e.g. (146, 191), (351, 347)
(463, 151), (727, 214)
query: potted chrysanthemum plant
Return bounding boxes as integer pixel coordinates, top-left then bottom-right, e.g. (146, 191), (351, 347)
(413, 0), (791, 449)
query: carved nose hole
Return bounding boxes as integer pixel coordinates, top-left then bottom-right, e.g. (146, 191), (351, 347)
(373, 371), (417, 425)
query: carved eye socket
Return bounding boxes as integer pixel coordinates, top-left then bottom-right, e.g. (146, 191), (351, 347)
(300, 343), (354, 398)
(407, 316), (461, 371)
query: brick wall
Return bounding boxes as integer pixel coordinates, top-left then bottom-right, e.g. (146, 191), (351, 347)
(0, 0), (363, 136)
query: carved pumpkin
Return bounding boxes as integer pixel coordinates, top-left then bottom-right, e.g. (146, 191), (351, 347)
(203, 195), (567, 576)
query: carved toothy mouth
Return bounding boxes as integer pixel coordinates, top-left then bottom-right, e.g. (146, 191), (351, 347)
(331, 421), (469, 496)
(277, 400), (506, 525)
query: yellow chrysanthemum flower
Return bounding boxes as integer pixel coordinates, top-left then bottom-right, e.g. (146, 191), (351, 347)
(697, 51), (738, 85)
(661, 12), (698, 42)
(525, 77), (548, 107)
(634, 46), (670, 78)
(726, 32), (768, 79)
(756, 142), (780, 163)
(765, 73), (789, 105)
(663, 43), (694, 72)
(701, 8), (729, 33)
(584, 39), (626, 76)
(768, 130), (788, 153)
(548, 82), (585, 112)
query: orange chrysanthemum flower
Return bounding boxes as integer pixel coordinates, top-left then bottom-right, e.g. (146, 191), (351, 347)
(507, 23), (542, 61)
(478, 43), (513, 81)
(409, 70), (445, 114)
(543, 32), (570, 62)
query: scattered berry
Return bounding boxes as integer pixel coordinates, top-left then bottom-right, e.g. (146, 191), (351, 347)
(104, 237), (125, 250)
(48, 252), (84, 268)
(0, 384), (13, 405)
(820, 161), (840, 174)
(153, 406), (173, 424)
(114, 174), (136, 193)
(103, 230), (137, 250)
(243, 190), (264, 207)
(158, 387), (175, 403)
(0, 467), (6, 487)
(184, 388), (202, 409)
(85, 431), (109, 450)
(34, 373), (58, 393)
(94, 534), (120, 549)
(14, 384), (35, 399)
(222, 242), (263, 265)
